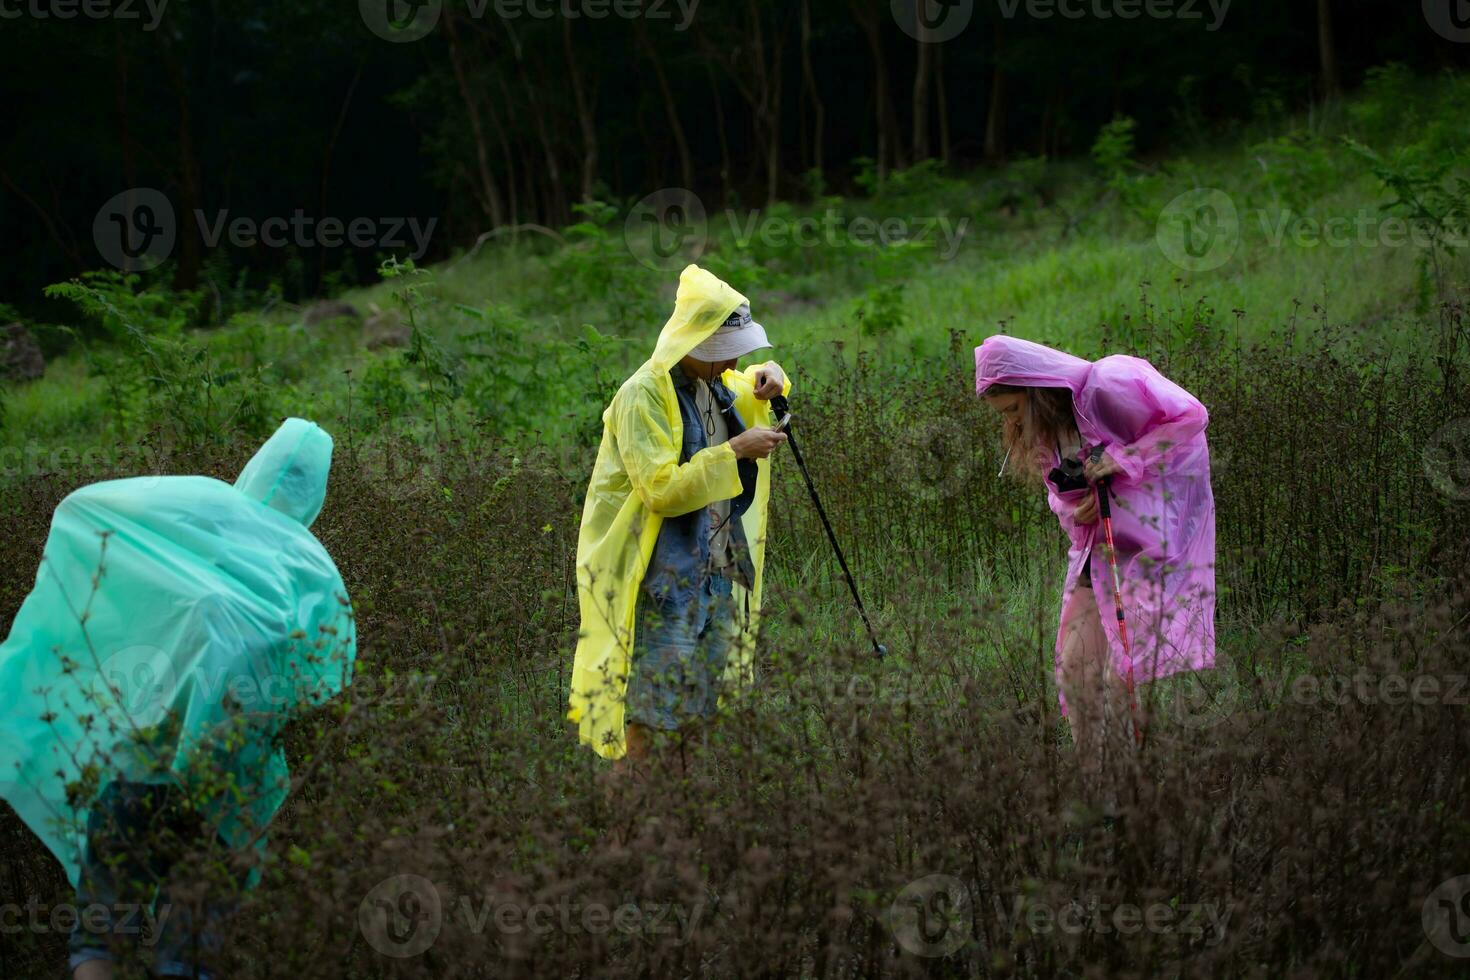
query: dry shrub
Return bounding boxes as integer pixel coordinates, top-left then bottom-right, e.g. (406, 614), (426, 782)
(1, 302), (1468, 978)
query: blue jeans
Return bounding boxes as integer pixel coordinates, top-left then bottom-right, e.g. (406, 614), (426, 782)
(68, 781), (235, 979)
(626, 574), (737, 731)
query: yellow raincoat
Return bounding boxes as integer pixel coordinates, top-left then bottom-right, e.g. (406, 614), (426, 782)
(568, 265), (790, 759)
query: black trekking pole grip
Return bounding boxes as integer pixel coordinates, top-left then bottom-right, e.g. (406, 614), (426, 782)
(1096, 478), (1112, 519)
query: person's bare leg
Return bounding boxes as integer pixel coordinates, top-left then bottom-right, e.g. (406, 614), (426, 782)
(73, 960), (113, 980)
(614, 722), (653, 781)
(1059, 584), (1123, 812)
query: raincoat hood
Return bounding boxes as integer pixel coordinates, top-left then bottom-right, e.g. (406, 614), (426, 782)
(975, 335), (1093, 395)
(647, 264), (749, 372)
(234, 417), (333, 528)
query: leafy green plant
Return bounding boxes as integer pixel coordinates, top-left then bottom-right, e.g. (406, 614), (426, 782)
(43, 273), (268, 447)
(1346, 138), (1470, 308)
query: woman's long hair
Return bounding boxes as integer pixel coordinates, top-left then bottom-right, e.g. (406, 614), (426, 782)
(985, 383), (1080, 483)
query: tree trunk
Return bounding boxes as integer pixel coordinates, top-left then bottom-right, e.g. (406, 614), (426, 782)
(849, 0), (905, 180)
(113, 24), (136, 189)
(800, 0), (826, 179)
(699, 1), (784, 205)
(1317, 0), (1340, 101)
(912, 28), (934, 162)
(936, 44), (951, 166)
(983, 26), (1007, 162)
(562, 18), (599, 202)
(516, 54), (567, 225)
(443, 9), (505, 227)
(318, 62), (363, 289)
(158, 41), (202, 291)
(636, 18), (695, 191)
(489, 72), (520, 228)
(707, 63), (733, 204)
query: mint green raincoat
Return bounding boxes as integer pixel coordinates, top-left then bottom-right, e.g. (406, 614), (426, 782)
(0, 418), (355, 886)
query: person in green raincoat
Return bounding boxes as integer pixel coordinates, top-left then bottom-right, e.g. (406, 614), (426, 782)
(0, 418), (355, 980)
(568, 265), (791, 770)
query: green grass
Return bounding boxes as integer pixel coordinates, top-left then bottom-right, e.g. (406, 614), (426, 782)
(3, 66), (1468, 458)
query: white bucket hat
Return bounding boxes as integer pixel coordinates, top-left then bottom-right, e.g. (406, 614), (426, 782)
(689, 303), (771, 361)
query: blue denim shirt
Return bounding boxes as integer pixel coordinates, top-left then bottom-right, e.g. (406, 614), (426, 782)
(642, 367), (758, 605)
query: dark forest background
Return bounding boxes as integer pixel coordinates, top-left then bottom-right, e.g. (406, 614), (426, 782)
(2, 0), (1466, 310)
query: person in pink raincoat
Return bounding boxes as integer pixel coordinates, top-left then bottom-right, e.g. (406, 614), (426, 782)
(975, 336), (1216, 798)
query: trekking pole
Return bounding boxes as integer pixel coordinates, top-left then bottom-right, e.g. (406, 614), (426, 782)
(770, 395), (886, 659)
(1094, 476), (1144, 748)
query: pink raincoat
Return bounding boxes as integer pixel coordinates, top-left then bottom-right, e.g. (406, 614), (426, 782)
(975, 336), (1216, 710)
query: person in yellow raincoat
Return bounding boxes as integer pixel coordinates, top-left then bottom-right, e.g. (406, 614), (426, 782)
(568, 265), (791, 768)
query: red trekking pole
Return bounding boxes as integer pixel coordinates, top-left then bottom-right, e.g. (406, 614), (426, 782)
(1094, 473), (1144, 748)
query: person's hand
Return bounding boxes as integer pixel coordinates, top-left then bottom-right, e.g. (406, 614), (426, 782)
(1074, 490), (1099, 525)
(729, 427), (788, 459)
(1084, 450), (1123, 483)
(753, 365), (785, 401)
